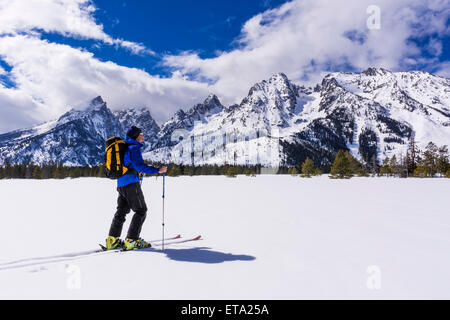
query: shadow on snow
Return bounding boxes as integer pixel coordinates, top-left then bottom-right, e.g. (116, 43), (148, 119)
(0, 246), (256, 271)
(139, 247), (256, 264)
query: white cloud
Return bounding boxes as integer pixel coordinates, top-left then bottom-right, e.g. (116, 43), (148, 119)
(0, 0), (448, 134)
(0, 0), (151, 55)
(0, 35), (211, 132)
(113, 39), (156, 56)
(434, 61), (450, 78)
(163, 0), (450, 105)
(0, 0), (202, 133)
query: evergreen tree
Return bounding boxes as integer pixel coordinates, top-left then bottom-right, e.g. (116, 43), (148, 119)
(52, 163), (65, 179)
(278, 166), (289, 175)
(369, 154), (379, 176)
(210, 165), (220, 176)
(12, 164), (22, 179)
(95, 164), (105, 178)
(199, 165), (209, 176)
(414, 165), (427, 178)
(225, 166), (237, 177)
(289, 167), (300, 176)
(25, 163), (33, 179)
(397, 153), (408, 178)
(243, 166), (257, 177)
(330, 150), (358, 179)
(301, 157), (315, 177)
(183, 166), (195, 176)
(379, 157), (391, 176)
(69, 167), (82, 179)
(32, 165), (42, 179)
(436, 145), (449, 177)
(422, 141), (438, 177)
(81, 166), (91, 177)
(389, 155), (400, 177)
(407, 139), (420, 174)
(168, 164), (182, 177)
(40, 165), (49, 179)
(4, 161), (12, 179)
(194, 166), (203, 176)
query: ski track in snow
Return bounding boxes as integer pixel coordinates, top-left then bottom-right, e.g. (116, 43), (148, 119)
(0, 176), (449, 299)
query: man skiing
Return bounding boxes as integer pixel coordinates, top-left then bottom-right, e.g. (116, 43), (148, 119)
(105, 126), (167, 251)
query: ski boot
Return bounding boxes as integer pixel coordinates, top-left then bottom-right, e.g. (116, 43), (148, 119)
(105, 236), (125, 250)
(124, 238), (151, 251)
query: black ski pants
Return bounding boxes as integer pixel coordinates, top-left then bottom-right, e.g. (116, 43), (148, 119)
(109, 182), (148, 240)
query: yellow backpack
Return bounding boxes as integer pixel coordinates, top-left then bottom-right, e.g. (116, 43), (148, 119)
(104, 136), (135, 179)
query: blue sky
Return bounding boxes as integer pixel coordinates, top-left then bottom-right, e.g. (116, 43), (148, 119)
(41, 0), (290, 76)
(37, 0), (450, 80)
(0, 0), (449, 133)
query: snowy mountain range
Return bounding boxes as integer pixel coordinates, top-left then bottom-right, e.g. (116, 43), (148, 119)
(0, 96), (158, 166)
(0, 68), (449, 167)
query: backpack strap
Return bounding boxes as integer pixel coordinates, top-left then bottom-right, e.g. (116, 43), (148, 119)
(123, 143), (138, 176)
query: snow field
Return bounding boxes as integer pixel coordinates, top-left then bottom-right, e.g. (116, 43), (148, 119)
(0, 175), (449, 299)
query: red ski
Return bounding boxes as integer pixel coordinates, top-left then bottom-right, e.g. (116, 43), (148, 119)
(153, 235), (202, 247)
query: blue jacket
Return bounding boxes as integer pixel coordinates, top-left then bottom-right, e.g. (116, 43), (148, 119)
(117, 136), (160, 187)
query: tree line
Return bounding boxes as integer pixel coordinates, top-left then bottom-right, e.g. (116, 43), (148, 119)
(0, 140), (448, 179)
(0, 162), (263, 179)
(325, 140), (450, 179)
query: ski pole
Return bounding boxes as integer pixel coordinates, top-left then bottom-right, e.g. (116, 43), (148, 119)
(162, 172), (166, 251)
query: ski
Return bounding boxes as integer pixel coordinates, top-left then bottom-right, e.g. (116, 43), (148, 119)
(151, 234), (181, 243)
(99, 244), (117, 252)
(98, 234), (182, 252)
(1, 234), (202, 270)
(152, 235), (202, 246)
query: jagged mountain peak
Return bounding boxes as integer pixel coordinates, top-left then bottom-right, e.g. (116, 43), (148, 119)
(361, 67), (392, 76)
(116, 106), (152, 116)
(202, 94), (223, 110)
(1, 70), (449, 168)
(57, 96), (111, 125)
(240, 72), (299, 119)
(146, 69), (449, 168)
(87, 96), (106, 109)
(0, 97), (161, 166)
(169, 94), (224, 124)
(248, 72), (291, 94)
(320, 76), (341, 90)
(268, 72), (289, 83)
(325, 69), (450, 123)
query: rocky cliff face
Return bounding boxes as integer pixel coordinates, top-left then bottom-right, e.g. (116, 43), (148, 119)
(146, 69), (449, 167)
(0, 96), (159, 166)
(1, 68), (449, 168)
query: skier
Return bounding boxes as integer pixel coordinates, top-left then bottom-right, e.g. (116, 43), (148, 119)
(105, 126), (167, 251)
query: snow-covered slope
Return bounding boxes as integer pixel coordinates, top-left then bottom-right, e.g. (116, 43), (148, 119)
(1, 176), (449, 299)
(145, 73), (316, 166)
(1, 69), (449, 167)
(153, 94), (224, 148)
(114, 107), (160, 151)
(0, 96), (122, 166)
(146, 69), (450, 167)
(0, 97), (159, 166)
(328, 68), (450, 151)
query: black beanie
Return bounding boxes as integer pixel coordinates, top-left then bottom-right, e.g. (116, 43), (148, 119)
(127, 126), (142, 140)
